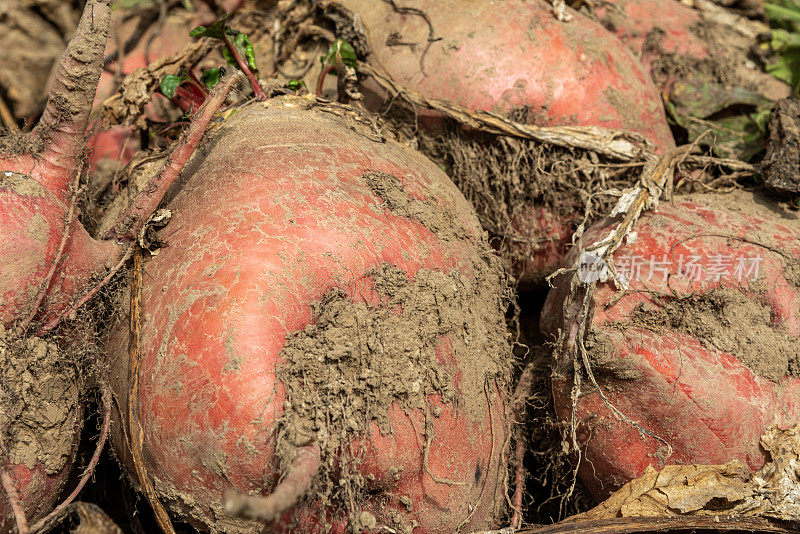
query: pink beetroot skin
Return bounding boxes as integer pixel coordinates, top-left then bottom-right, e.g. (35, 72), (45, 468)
(336, 0), (674, 286)
(106, 100), (511, 533)
(595, 0), (709, 75)
(340, 0), (675, 151)
(0, 0), (121, 330)
(541, 190), (800, 498)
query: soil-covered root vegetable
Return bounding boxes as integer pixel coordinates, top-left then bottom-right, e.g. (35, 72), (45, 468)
(105, 96), (512, 533)
(341, 0), (673, 148)
(332, 0), (675, 286)
(541, 189), (800, 498)
(0, 327), (82, 534)
(0, 1), (116, 529)
(0, 0), (122, 329)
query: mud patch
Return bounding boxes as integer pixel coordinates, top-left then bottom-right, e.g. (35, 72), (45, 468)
(0, 171), (47, 197)
(276, 169), (511, 524)
(628, 287), (800, 382)
(0, 325), (80, 474)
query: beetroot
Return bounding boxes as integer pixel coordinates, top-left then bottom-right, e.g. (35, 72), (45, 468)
(595, 0), (710, 76)
(104, 98), (512, 532)
(330, 0), (674, 286)
(541, 189), (800, 498)
(341, 0), (674, 148)
(0, 0), (122, 329)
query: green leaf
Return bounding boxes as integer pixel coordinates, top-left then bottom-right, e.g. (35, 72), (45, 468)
(667, 74), (774, 160)
(287, 79), (306, 91)
(160, 73), (188, 98)
(320, 39), (358, 70)
(201, 68), (224, 89)
(766, 2), (800, 23)
(221, 32), (258, 72)
(189, 16), (228, 40)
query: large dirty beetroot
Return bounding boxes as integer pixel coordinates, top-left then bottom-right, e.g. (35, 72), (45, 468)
(342, 0), (673, 147)
(0, 0), (122, 329)
(334, 0), (674, 285)
(0, 1), (117, 529)
(541, 190), (800, 498)
(105, 98), (511, 533)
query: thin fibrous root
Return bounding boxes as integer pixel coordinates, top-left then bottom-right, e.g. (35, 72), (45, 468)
(223, 442), (322, 522)
(106, 70), (246, 242)
(37, 245), (134, 336)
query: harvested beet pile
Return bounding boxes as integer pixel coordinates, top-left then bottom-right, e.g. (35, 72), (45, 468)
(2, 0), (800, 533)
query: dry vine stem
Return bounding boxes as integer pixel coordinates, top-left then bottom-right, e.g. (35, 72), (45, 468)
(357, 63), (757, 178)
(358, 63), (652, 161)
(129, 246), (175, 534)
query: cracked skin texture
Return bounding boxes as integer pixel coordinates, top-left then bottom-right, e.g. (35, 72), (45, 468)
(541, 190), (800, 498)
(341, 0), (675, 151)
(106, 98), (510, 533)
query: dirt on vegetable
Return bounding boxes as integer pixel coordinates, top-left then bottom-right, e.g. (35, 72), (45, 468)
(626, 287), (800, 382)
(275, 168), (511, 529)
(0, 324), (80, 475)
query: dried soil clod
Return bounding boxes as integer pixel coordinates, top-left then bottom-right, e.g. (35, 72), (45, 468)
(761, 99), (800, 195)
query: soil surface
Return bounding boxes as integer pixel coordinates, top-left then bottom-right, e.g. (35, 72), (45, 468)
(0, 325), (80, 474)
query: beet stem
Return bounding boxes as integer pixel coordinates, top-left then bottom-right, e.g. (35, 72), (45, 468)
(28, 388), (112, 533)
(315, 64), (336, 97)
(222, 32), (266, 100)
(223, 442), (321, 522)
(106, 71), (245, 242)
(1, 471), (29, 534)
(32, 0), (111, 204)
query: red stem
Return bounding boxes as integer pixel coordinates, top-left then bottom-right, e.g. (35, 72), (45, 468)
(222, 33), (266, 100)
(316, 64), (336, 97)
(106, 71), (244, 242)
(17, 166), (83, 335)
(223, 442), (321, 522)
(510, 363), (534, 529)
(186, 71), (210, 97)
